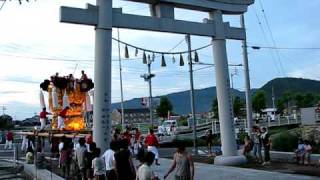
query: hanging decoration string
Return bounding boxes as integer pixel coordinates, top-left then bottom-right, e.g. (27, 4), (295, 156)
(111, 37), (212, 55)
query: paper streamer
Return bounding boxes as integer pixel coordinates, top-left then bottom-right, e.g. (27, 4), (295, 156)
(52, 87), (58, 108)
(39, 90), (46, 109)
(63, 90), (70, 108)
(85, 92), (92, 111)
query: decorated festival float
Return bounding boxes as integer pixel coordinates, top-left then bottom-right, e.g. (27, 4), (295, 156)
(19, 72), (94, 138)
(40, 72), (94, 132)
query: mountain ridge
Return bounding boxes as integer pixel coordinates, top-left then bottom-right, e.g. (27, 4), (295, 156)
(111, 77), (320, 115)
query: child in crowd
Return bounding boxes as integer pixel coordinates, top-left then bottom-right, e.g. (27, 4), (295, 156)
(92, 148), (106, 180)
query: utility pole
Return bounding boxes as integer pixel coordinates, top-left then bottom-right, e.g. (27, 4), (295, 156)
(230, 67), (238, 105)
(2, 106), (6, 115)
(141, 56), (155, 128)
(272, 86), (275, 109)
(117, 28), (125, 130)
(240, 14), (253, 135)
(148, 57), (154, 128)
(186, 34), (198, 155)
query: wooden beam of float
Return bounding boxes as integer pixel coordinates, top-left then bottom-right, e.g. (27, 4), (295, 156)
(60, 6), (246, 40)
(16, 131), (90, 138)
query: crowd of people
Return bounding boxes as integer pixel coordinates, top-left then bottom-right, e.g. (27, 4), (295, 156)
(295, 139), (313, 165)
(242, 126), (271, 165)
(15, 126), (195, 180)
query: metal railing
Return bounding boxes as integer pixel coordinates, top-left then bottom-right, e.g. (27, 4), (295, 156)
(210, 116), (301, 135)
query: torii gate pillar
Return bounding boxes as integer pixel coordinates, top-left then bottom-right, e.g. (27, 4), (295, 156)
(210, 10), (244, 165)
(92, 0), (113, 151)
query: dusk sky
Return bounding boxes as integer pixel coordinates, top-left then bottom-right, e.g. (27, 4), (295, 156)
(0, 0), (320, 119)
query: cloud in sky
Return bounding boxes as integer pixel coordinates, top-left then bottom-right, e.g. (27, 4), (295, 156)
(1, 0), (320, 118)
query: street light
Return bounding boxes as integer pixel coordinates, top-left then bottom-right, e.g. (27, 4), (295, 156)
(140, 56), (155, 128)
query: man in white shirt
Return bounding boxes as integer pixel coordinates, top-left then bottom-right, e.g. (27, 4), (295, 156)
(102, 141), (118, 180)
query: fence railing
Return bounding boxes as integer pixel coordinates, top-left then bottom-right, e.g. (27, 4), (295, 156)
(209, 116), (301, 135)
(0, 143), (19, 168)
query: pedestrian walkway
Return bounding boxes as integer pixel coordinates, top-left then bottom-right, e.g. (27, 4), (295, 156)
(149, 158), (319, 180)
(0, 161), (25, 180)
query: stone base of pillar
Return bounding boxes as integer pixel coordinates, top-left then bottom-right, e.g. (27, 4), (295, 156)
(214, 155), (247, 166)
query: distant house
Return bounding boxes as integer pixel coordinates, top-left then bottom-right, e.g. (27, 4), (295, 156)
(262, 108), (277, 121)
(112, 108), (154, 125)
(301, 107), (320, 125)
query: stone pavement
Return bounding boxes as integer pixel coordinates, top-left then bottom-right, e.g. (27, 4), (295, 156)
(0, 160), (26, 180)
(149, 158), (320, 180)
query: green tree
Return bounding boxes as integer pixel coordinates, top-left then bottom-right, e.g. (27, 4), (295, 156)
(156, 96), (173, 120)
(252, 91), (266, 113)
(276, 99), (285, 115)
(211, 98), (219, 118)
(295, 93), (304, 108)
(283, 91), (294, 114)
(303, 93), (315, 107)
(233, 96), (244, 117)
(0, 115), (13, 130)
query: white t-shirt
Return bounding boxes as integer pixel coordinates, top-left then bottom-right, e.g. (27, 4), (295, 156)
(92, 157), (106, 176)
(58, 142), (64, 152)
(102, 149), (115, 171)
(137, 164), (154, 180)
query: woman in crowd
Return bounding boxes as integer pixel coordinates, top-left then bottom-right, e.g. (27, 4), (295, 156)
(242, 135), (253, 157)
(303, 140), (312, 165)
(164, 143), (194, 180)
(295, 138), (305, 164)
(205, 130), (214, 156)
(252, 126), (262, 163)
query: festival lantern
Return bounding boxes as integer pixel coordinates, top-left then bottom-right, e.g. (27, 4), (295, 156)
(124, 45), (129, 58)
(152, 53), (155, 62)
(172, 55), (176, 63)
(194, 51), (199, 62)
(135, 48), (139, 56)
(161, 54), (166, 67)
(143, 51), (147, 64)
(179, 54), (184, 66)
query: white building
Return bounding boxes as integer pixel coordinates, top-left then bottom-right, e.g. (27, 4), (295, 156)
(262, 108), (277, 121)
(301, 107), (320, 125)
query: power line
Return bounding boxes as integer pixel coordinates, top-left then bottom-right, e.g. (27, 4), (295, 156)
(167, 38), (185, 52)
(248, 45), (320, 50)
(252, 5), (282, 76)
(0, 0), (6, 11)
(257, 0), (286, 77)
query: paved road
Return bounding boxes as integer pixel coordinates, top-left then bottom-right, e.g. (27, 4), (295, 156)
(0, 161), (26, 180)
(149, 158), (319, 180)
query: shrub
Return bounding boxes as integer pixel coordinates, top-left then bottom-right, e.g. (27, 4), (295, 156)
(238, 132), (248, 145)
(272, 131), (298, 152)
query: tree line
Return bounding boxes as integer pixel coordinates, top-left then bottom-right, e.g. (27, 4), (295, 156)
(211, 91), (320, 118)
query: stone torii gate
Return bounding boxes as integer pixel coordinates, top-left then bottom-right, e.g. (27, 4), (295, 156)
(60, 0), (254, 165)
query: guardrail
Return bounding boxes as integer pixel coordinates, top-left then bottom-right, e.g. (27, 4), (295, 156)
(177, 116), (301, 137)
(0, 143), (19, 168)
(211, 116), (301, 134)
